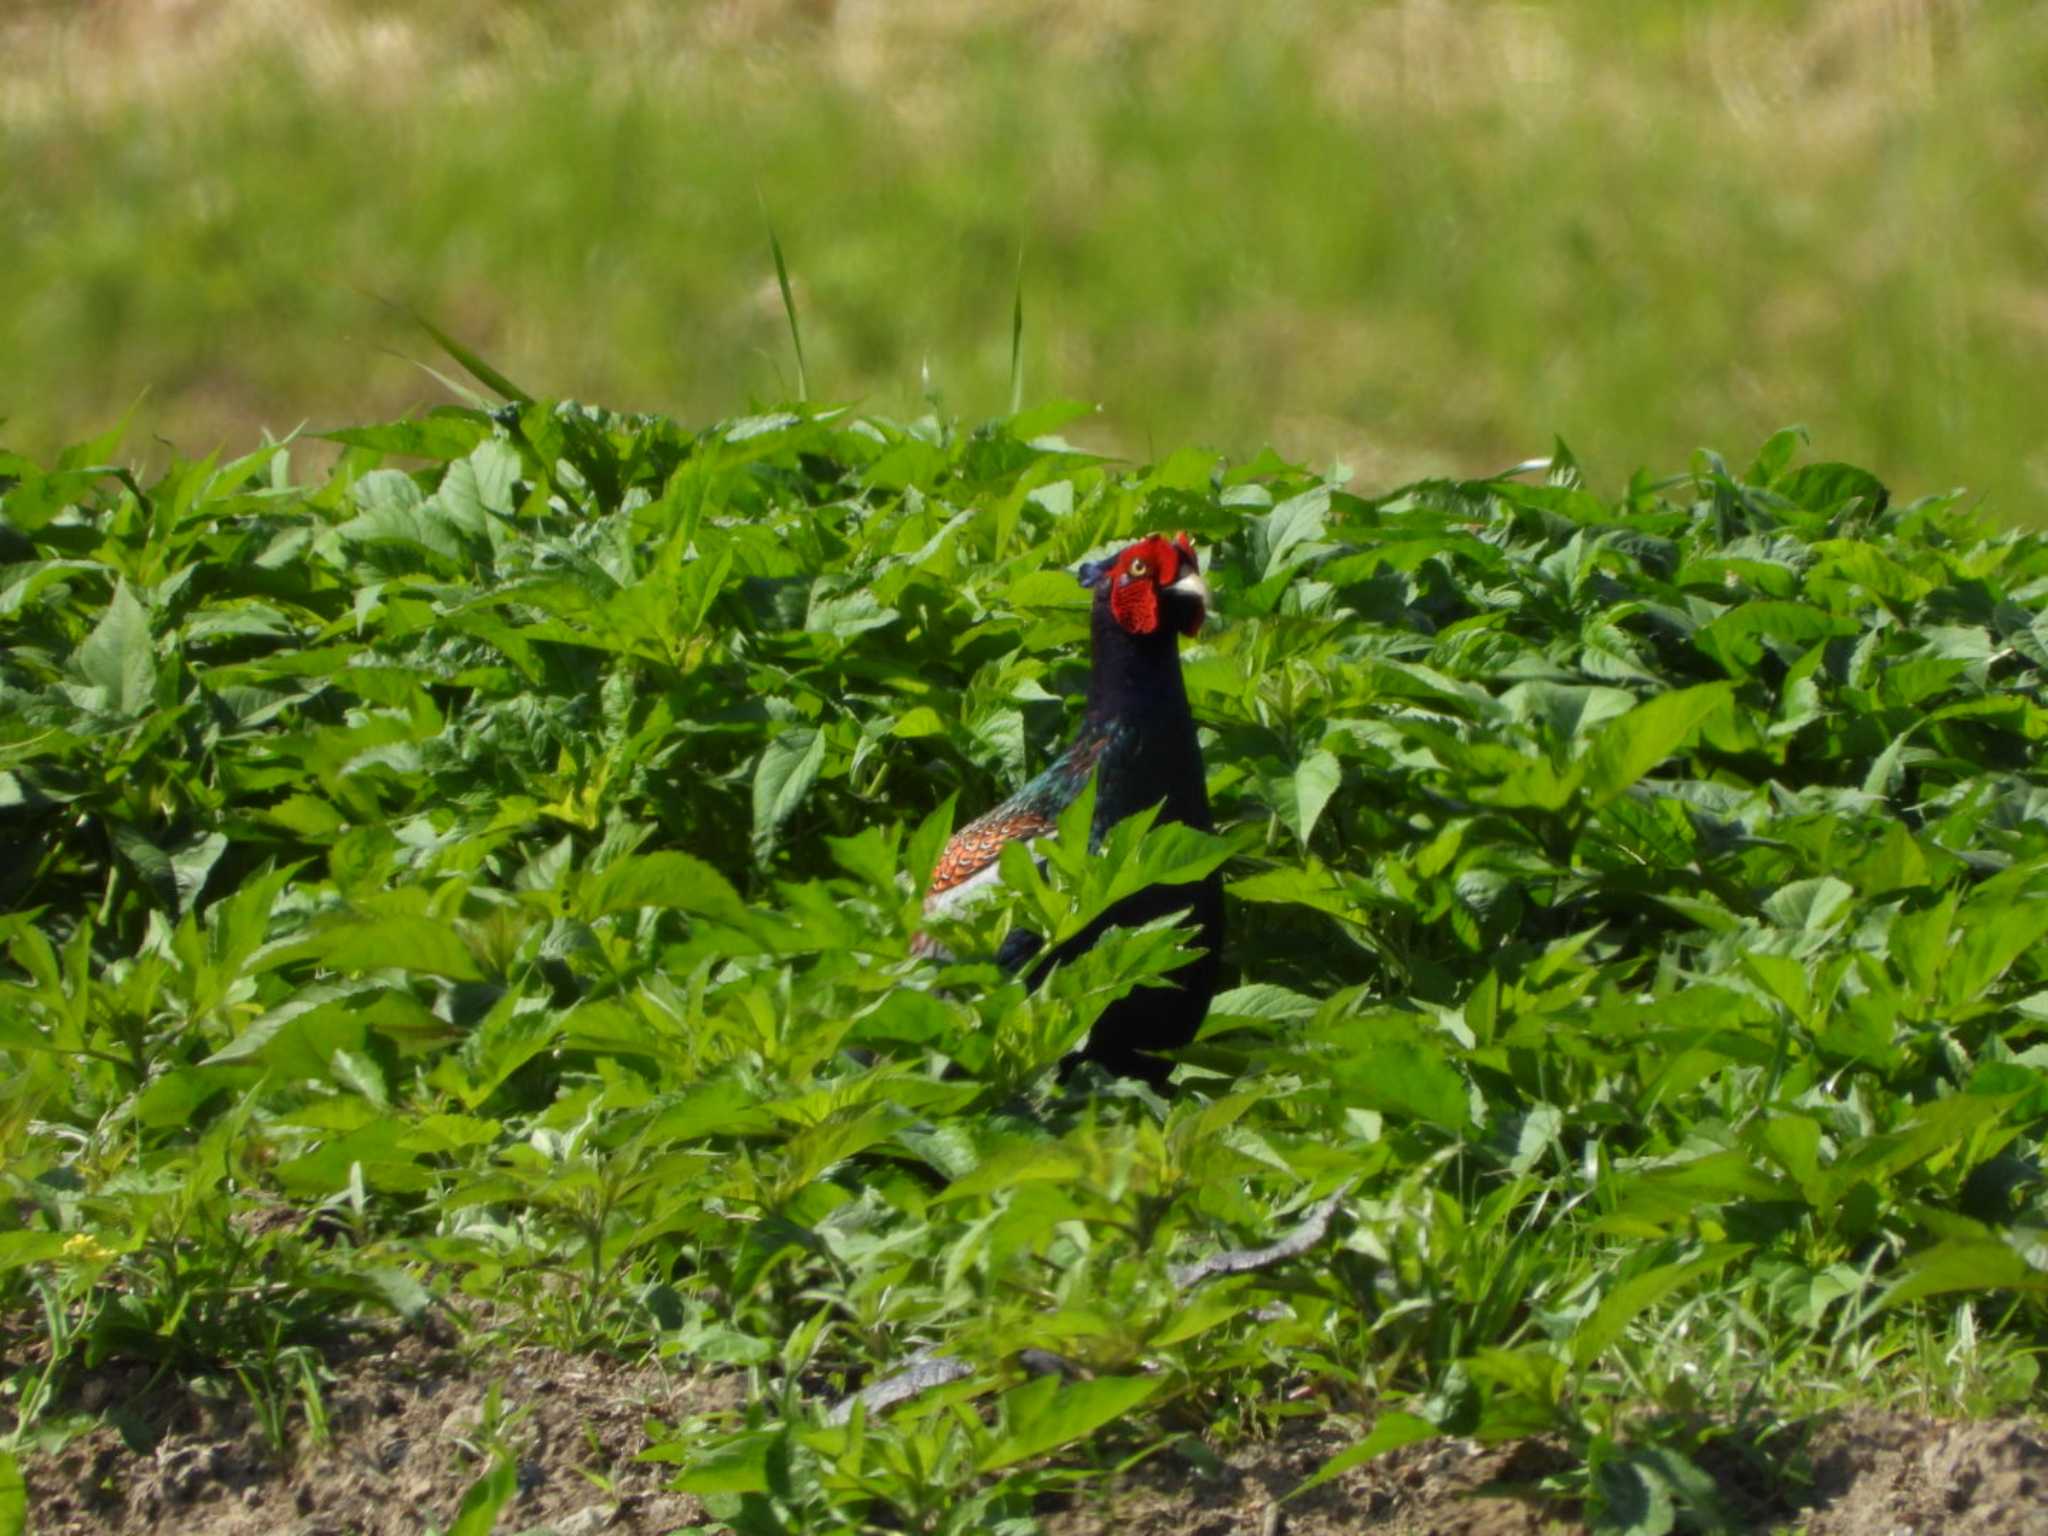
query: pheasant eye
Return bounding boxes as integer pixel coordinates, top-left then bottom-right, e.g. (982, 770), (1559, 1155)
(1127, 557), (1150, 578)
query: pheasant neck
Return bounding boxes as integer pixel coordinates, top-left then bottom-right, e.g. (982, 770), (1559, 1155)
(1084, 604), (1192, 724)
(1084, 601), (1209, 831)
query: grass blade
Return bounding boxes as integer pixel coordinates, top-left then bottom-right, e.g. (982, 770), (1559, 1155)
(1009, 248), (1026, 416)
(414, 314), (532, 405)
(767, 220), (808, 403)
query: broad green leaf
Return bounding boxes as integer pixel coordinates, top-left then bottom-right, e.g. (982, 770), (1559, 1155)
(0, 1233), (71, 1273)
(1593, 1444), (1728, 1536)
(1475, 753), (1581, 812)
(1599, 1152), (1791, 1229)
(1942, 895), (2048, 1007)
(906, 793), (959, 902)
(323, 417), (487, 459)
(465, 437), (521, 513)
(1465, 1343), (1567, 1407)
(1763, 877), (1854, 934)
(1810, 539), (1933, 605)
(1883, 1239), (2048, 1307)
(752, 726), (826, 852)
(76, 577), (157, 714)
(262, 793), (349, 839)
(108, 821), (174, 900)
(641, 1080), (779, 1144)
(1572, 1246), (1746, 1366)
(1006, 569), (1090, 610)
(1227, 863), (1360, 924)
(1501, 681), (1638, 741)
(1744, 425), (1808, 486)
(271, 1119), (434, 1196)
(445, 1456), (518, 1536)
(580, 851), (749, 922)
(1330, 1036), (1469, 1130)
(171, 831), (229, 916)
(1889, 892), (1957, 999)
(659, 1430), (777, 1492)
(1816, 1093), (2013, 1206)
(978, 1374), (1161, 1472)
(808, 587), (898, 639)
(1206, 983), (1320, 1020)
(890, 706), (947, 738)
(305, 916), (484, 982)
(1580, 683), (1733, 807)
(1258, 485), (1330, 577)
(330, 1047), (390, 1109)
(1007, 399), (1099, 440)
(824, 825), (899, 891)
(1694, 602), (1856, 676)
(1147, 1280), (1260, 1347)
(1288, 749), (1342, 845)
(1859, 728), (1917, 799)
(941, 1143), (1087, 1202)
(0, 558), (112, 619)
(1777, 461), (1888, 517)
(133, 1066), (239, 1128)
(972, 707), (1027, 781)
(1752, 1115), (1823, 1192)
(1094, 819), (1236, 904)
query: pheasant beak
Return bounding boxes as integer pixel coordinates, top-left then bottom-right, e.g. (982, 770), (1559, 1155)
(1164, 564), (1209, 637)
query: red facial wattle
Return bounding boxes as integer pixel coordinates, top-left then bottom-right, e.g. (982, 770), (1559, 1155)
(1106, 532), (1206, 638)
(1108, 558), (1161, 635)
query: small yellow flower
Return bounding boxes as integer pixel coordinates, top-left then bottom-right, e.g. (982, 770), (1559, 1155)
(60, 1233), (115, 1264)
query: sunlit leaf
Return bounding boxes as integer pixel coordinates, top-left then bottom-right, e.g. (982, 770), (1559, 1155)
(977, 1374), (1161, 1472)
(1289, 1411), (1438, 1500)
(445, 1456), (517, 1536)
(76, 577), (156, 714)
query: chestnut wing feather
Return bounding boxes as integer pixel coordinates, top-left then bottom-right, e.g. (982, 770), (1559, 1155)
(925, 805), (1058, 906)
(917, 721), (1118, 931)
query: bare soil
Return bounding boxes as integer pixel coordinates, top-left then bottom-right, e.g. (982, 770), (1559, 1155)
(1043, 1410), (2048, 1536)
(24, 1329), (739, 1536)
(19, 1340), (2048, 1536)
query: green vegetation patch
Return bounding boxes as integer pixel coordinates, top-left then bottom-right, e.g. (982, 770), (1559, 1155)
(2, 393), (2045, 1532)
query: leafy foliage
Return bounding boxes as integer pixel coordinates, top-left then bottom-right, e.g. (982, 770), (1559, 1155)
(3, 402), (2045, 1528)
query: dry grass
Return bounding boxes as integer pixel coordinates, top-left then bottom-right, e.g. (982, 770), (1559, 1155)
(5, 1), (1977, 130)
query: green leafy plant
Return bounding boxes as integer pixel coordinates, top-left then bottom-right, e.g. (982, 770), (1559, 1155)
(3, 395), (2045, 1529)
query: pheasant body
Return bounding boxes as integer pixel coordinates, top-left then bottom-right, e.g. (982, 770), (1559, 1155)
(923, 533), (1223, 1086)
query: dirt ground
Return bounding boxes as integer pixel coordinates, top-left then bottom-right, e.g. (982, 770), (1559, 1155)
(26, 1330), (737, 1536)
(1042, 1411), (2048, 1536)
(19, 1336), (2048, 1536)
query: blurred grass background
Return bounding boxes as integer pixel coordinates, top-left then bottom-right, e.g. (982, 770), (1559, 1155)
(2, 0), (2044, 511)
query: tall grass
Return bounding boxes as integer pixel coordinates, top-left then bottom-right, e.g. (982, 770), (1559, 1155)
(2, 0), (2044, 512)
